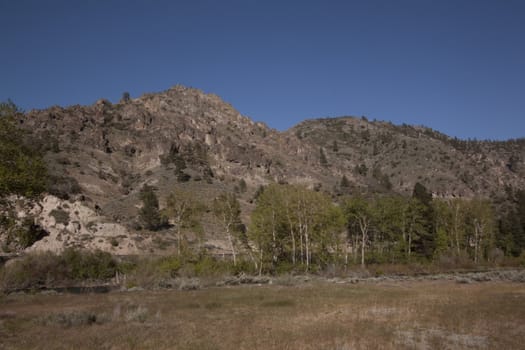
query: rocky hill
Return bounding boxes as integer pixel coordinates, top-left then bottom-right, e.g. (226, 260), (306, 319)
(2, 86), (524, 255)
(290, 117), (525, 199)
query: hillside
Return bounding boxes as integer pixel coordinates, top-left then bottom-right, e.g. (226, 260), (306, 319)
(290, 117), (525, 198)
(1, 86), (524, 256)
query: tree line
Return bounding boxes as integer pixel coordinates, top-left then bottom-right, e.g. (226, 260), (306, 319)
(248, 182), (524, 273)
(143, 181), (525, 274)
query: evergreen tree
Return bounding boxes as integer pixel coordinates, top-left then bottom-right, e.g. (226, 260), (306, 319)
(332, 140), (339, 152)
(139, 185), (164, 230)
(0, 100), (47, 198)
(319, 147), (328, 167)
(340, 175), (350, 188)
(515, 190), (525, 253)
(412, 182), (435, 258)
(121, 91), (131, 103)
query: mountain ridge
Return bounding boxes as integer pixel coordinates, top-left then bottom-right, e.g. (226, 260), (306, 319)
(2, 85), (524, 255)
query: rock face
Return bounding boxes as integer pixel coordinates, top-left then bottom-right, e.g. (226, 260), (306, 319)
(1, 195), (139, 254)
(3, 85), (524, 255)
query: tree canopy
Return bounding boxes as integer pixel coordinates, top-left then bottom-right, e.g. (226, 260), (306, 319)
(0, 100), (47, 198)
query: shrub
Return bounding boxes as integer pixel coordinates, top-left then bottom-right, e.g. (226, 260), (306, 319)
(10, 219), (48, 248)
(47, 175), (82, 199)
(62, 249), (117, 280)
(0, 249), (118, 291)
(49, 208), (70, 225)
(38, 311), (99, 328)
(176, 171), (191, 182)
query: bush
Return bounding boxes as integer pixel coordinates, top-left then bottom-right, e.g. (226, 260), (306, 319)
(38, 311), (99, 328)
(0, 249), (118, 291)
(49, 208), (70, 225)
(1, 214), (48, 250)
(119, 257), (173, 289)
(176, 171), (191, 182)
(10, 219), (48, 248)
(47, 175), (82, 200)
(436, 249), (474, 270)
(62, 249), (117, 280)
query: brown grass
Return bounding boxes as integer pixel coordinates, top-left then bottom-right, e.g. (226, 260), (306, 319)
(1, 280), (524, 349)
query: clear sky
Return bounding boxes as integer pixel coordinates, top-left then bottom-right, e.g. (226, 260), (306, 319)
(1, 0), (524, 140)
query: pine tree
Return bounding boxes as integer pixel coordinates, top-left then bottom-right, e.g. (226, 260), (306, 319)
(139, 185), (163, 230)
(319, 147), (328, 167)
(340, 175), (350, 188)
(412, 182), (435, 258)
(0, 100), (47, 198)
(332, 140), (339, 152)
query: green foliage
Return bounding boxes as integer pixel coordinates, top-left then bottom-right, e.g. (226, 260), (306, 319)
(412, 182), (432, 206)
(213, 193), (244, 266)
(465, 198), (495, 262)
(433, 197), (497, 262)
(120, 252), (257, 285)
(176, 172), (191, 182)
(343, 194), (434, 266)
(372, 167), (392, 190)
(0, 249), (118, 291)
(213, 192), (242, 230)
(49, 208), (70, 225)
(332, 140), (339, 152)
(193, 255), (226, 276)
(249, 184), (344, 273)
(121, 91), (131, 103)
(434, 227), (449, 257)
(319, 147), (328, 167)
(166, 188), (205, 254)
(11, 218), (48, 249)
(1, 214), (48, 250)
(139, 185), (166, 231)
(340, 175), (350, 188)
(514, 190), (525, 254)
(46, 175), (82, 200)
(61, 249), (118, 280)
(157, 256), (184, 276)
(411, 182), (435, 258)
(0, 101), (47, 198)
(344, 195), (375, 266)
(238, 178), (247, 193)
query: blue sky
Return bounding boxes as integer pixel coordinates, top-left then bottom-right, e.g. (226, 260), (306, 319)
(1, 0), (524, 140)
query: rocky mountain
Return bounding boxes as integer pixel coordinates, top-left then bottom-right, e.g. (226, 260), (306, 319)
(290, 117), (525, 199)
(2, 85), (524, 255)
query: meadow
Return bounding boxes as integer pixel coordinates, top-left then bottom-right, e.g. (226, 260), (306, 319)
(1, 279), (524, 349)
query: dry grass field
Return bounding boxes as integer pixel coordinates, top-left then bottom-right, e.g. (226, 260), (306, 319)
(1, 280), (524, 349)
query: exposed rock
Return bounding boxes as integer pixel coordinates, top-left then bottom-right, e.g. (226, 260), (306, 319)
(1, 195), (140, 255)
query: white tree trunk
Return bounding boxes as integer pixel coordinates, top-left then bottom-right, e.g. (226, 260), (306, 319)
(225, 222), (236, 266)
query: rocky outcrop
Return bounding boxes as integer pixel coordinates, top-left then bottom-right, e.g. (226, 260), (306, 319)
(0, 195), (140, 254)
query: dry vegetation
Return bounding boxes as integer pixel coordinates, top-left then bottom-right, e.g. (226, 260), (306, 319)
(1, 280), (524, 349)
